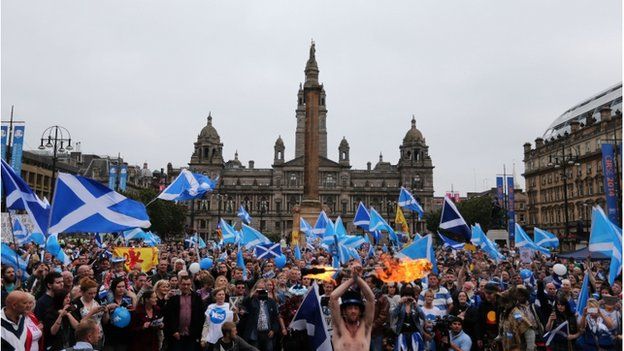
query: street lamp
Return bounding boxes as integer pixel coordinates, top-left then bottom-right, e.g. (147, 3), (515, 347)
(259, 198), (268, 232)
(411, 174), (422, 235)
(547, 143), (580, 250)
(38, 125), (73, 199)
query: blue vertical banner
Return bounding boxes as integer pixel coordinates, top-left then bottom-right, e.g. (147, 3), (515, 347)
(507, 176), (515, 243)
(601, 144), (620, 223)
(108, 165), (118, 190)
(10, 125), (25, 175)
(119, 164), (128, 192)
(496, 176), (504, 207)
(1, 125), (7, 161)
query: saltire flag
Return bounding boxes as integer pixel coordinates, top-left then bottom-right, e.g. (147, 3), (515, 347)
(28, 232), (46, 246)
(471, 224), (505, 262)
(321, 217), (339, 248)
(123, 228), (150, 241)
(396, 234), (438, 273)
(294, 244), (302, 260)
(340, 235), (367, 249)
(220, 219), (240, 244)
(367, 242), (375, 258)
(438, 232), (465, 251)
(397, 332), (424, 351)
(289, 283), (332, 351)
(334, 217), (349, 237)
(300, 217), (313, 234)
(353, 202), (370, 231)
(12, 217), (29, 245)
(1, 243), (29, 279)
(398, 187), (424, 219)
(543, 321), (569, 346)
(240, 224), (271, 250)
(394, 206), (409, 233)
(1, 159), (50, 236)
(576, 274), (590, 315)
(237, 205), (252, 225)
(255, 243), (282, 259)
(95, 233), (104, 248)
(313, 211), (330, 236)
(186, 233), (207, 249)
(45, 233), (71, 265)
(49, 173), (150, 233)
(112, 247), (159, 272)
(439, 196), (472, 241)
(157, 169), (216, 201)
(514, 224), (550, 255)
(369, 207), (393, 232)
(588, 206), (622, 285)
(534, 227), (559, 249)
(236, 246), (247, 280)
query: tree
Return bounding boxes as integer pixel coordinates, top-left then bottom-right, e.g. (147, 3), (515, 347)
(123, 189), (187, 238)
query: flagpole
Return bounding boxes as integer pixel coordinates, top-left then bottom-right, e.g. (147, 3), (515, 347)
(7, 210), (23, 284)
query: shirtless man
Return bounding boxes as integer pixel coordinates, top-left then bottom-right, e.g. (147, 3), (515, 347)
(330, 262), (375, 351)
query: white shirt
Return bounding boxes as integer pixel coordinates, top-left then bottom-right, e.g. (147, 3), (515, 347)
(202, 302), (234, 344)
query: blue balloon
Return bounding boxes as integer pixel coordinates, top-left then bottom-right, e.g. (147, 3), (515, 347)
(520, 269), (532, 280)
(275, 254), (287, 269)
(111, 307), (131, 328)
(200, 257), (213, 270)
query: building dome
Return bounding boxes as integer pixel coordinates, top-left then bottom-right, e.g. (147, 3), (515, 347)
(403, 116), (423, 143)
(339, 136), (349, 148)
(274, 135), (284, 147)
(199, 114), (221, 141)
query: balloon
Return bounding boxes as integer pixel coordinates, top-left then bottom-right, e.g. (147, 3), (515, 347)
(520, 269), (532, 280)
(188, 262), (200, 274)
(553, 263), (567, 276)
(111, 307), (131, 328)
(200, 257), (213, 270)
(275, 254), (287, 269)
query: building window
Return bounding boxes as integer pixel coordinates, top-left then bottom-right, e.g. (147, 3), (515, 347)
(275, 202), (281, 214)
(275, 221), (281, 231)
(586, 163), (592, 176)
(342, 202), (347, 216)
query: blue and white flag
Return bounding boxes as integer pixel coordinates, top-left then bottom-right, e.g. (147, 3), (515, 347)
(353, 202), (370, 231)
(1, 243), (29, 277)
(471, 224), (505, 262)
(334, 217), (349, 237)
(49, 173), (151, 233)
(236, 246), (247, 280)
(369, 207), (393, 232)
(438, 232), (465, 251)
(534, 227), (559, 249)
(157, 169), (216, 201)
(95, 233), (104, 248)
(255, 243), (282, 260)
(289, 283), (332, 351)
(240, 224), (271, 250)
(398, 187), (424, 219)
(340, 235), (367, 249)
(123, 228), (149, 241)
(313, 211), (330, 236)
(300, 217), (313, 234)
(515, 224), (550, 255)
(45, 233), (71, 265)
(576, 274), (590, 315)
(12, 217), (28, 245)
(396, 234), (438, 273)
(1, 159), (50, 236)
(543, 321), (569, 347)
(439, 196), (472, 241)
(294, 244), (302, 260)
(237, 205), (252, 225)
(186, 233), (206, 249)
(397, 332), (424, 351)
(588, 206), (622, 285)
(220, 219), (240, 244)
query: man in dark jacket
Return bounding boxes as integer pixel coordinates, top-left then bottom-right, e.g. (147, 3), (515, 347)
(164, 275), (205, 351)
(240, 288), (280, 350)
(475, 282), (500, 350)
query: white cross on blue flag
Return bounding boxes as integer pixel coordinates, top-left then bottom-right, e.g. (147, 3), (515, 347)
(237, 205), (252, 224)
(289, 283), (332, 351)
(398, 187), (424, 218)
(254, 243), (282, 259)
(49, 173), (151, 233)
(534, 227), (559, 249)
(439, 196), (471, 241)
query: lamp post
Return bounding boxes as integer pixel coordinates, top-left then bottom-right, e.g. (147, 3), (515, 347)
(38, 125), (73, 200)
(259, 198), (268, 233)
(411, 174), (421, 235)
(548, 143), (580, 250)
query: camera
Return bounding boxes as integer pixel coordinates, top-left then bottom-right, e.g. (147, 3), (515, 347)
(257, 289), (268, 300)
(433, 315), (453, 349)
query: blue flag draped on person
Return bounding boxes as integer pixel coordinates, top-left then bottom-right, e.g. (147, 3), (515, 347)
(398, 187), (424, 219)
(439, 196), (472, 241)
(237, 205), (252, 225)
(1, 159), (50, 236)
(353, 202), (370, 231)
(289, 283), (332, 351)
(515, 224), (551, 255)
(471, 224), (505, 262)
(49, 172), (151, 233)
(313, 211), (330, 236)
(396, 234), (438, 273)
(397, 332), (425, 351)
(219, 219), (240, 244)
(254, 243), (282, 260)
(438, 232), (465, 251)
(588, 206), (622, 285)
(157, 169), (216, 201)
(534, 227), (559, 249)
(240, 224), (271, 250)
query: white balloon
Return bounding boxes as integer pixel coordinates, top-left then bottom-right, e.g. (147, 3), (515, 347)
(553, 263), (567, 276)
(188, 262), (200, 274)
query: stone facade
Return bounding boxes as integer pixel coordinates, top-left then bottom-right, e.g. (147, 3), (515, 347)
(183, 44), (435, 238)
(522, 83), (622, 250)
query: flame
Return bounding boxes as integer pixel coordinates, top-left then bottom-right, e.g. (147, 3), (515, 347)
(375, 255), (432, 283)
(304, 266), (337, 283)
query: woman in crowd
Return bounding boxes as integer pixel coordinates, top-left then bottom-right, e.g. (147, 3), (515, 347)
(71, 277), (107, 349)
(578, 298), (615, 350)
(545, 297), (580, 351)
(130, 289), (163, 351)
(200, 287), (238, 350)
(25, 292), (44, 351)
(449, 291), (471, 320)
(103, 277), (133, 351)
(196, 270), (215, 306)
(154, 279), (171, 310)
(43, 290), (80, 350)
(392, 285), (426, 350)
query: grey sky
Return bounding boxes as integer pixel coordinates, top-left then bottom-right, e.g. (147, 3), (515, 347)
(2, 1), (621, 196)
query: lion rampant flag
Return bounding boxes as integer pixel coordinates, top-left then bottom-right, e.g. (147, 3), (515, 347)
(395, 206), (409, 234)
(113, 247), (159, 272)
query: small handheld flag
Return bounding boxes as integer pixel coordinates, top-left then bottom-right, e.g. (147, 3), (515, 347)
(237, 205), (252, 225)
(398, 187), (424, 219)
(439, 196), (471, 241)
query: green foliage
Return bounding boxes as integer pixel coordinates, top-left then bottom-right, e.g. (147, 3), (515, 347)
(123, 188), (187, 238)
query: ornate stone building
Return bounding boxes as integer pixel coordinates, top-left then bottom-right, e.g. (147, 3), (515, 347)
(522, 82), (622, 250)
(183, 45), (435, 238)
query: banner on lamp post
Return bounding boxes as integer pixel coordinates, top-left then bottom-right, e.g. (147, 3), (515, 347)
(496, 176), (504, 207)
(1, 125), (7, 161)
(108, 165), (118, 190)
(10, 125), (25, 175)
(507, 176), (515, 244)
(119, 164), (128, 192)
(601, 143), (620, 223)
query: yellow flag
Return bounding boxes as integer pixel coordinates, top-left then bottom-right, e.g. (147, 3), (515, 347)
(113, 247), (159, 272)
(395, 206), (409, 233)
(291, 228), (300, 247)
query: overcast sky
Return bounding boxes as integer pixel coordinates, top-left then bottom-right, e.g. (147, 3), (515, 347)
(2, 1), (621, 196)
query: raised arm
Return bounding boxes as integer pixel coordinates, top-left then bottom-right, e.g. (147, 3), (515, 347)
(330, 276), (354, 335)
(351, 267), (375, 328)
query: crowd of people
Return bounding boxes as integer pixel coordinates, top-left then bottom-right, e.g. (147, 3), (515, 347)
(0, 234), (622, 351)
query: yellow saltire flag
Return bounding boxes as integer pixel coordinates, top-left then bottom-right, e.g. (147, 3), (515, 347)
(291, 229), (300, 247)
(395, 206), (409, 233)
(113, 247), (159, 272)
